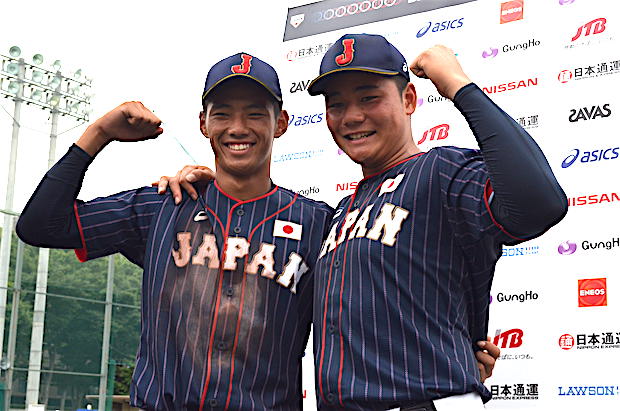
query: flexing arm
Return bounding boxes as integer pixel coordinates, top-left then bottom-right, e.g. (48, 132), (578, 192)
(16, 102), (163, 248)
(411, 46), (567, 238)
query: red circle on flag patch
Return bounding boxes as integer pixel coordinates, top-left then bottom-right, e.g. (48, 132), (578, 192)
(283, 225), (294, 234)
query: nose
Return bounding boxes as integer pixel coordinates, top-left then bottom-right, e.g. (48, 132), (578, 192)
(342, 103), (365, 128)
(228, 113), (250, 137)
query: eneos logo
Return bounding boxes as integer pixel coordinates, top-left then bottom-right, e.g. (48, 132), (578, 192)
(559, 333), (575, 350)
(500, 1), (523, 24)
(417, 124), (449, 145)
(558, 240), (577, 255)
(572, 18), (606, 42)
(561, 147), (620, 168)
(416, 18), (464, 38)
(493, 328), (524, 348)
(578, 278), (607, 307)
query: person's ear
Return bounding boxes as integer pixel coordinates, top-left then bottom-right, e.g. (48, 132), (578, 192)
(274, 109), (289, 138)
(199, 111), (209, 138)
(403, 83), (417, 115)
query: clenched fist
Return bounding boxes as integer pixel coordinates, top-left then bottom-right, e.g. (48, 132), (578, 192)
(409, 45), (472, 100)
(77, 101), (164, 156)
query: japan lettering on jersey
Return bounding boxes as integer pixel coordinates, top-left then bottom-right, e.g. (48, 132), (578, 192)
(75, 182), (333, 410)
(313, 147), (517, 409)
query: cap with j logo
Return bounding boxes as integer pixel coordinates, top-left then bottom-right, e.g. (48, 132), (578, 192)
(202, 52), (283, 104)
(307, 33), (410, 96)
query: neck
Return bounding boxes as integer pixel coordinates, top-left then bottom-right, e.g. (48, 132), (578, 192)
(361, 140), (421, 178)
(214, 167), (273, 201)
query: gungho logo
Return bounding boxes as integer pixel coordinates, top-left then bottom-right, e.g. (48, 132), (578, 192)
(558, 240), (577, 255)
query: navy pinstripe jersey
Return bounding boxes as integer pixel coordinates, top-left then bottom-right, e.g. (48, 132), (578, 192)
(74, 181), (333, 410)
(313, 146), (523, 410)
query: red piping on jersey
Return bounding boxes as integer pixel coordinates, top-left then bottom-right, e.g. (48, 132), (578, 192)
(199, 186), (287, 411)
(361, 152), (426, 181)
(73, 202), (88, 262)
(483, 179), (525, 242)
(337, 183), (384, 405)
(318, 179), (384, 406)
(224, 192), (299, 410)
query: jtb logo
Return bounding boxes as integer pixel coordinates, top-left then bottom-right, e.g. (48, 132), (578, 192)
(335, 38), (355, 66)
(572, 18), (606, 42)
(417, 124), (449, 144)
(231, 54), (252, 74)
(493, 328), (524, 348)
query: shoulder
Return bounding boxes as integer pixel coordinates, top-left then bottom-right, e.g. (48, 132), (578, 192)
(432, 146), (483, 163)
(82, 186), (165, 208)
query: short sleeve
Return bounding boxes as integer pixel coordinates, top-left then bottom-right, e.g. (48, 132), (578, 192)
(74, 186), (165, 267)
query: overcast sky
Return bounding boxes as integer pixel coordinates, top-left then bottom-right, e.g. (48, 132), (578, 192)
(1, 0), (301, 210)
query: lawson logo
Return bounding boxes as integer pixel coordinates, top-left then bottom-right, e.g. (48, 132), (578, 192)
(561, 147), (620, 168)
(416, 18), (464, 38)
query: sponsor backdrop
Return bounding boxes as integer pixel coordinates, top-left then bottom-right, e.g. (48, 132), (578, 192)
(271, 0), (617, 409)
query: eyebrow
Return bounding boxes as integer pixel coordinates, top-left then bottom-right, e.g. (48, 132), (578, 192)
(327, 84), (379, 98)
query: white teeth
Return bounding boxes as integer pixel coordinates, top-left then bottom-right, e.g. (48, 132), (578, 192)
(228, 143), (251, 151)
(348, 132), (372, 140)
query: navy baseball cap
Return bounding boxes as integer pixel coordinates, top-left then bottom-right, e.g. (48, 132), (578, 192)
(307, 34), (410, 96)
(202, 52), (282, 104)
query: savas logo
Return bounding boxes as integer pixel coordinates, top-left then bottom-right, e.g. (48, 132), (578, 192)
(289, 79), (312, 94)
(288, 112), (324, 127)
(572, 18), (606, 42)
(558, 240), (577, 255)
(493, 328), (524, 348)
(578, 278), (607, 307)
(500, 1), (523, 24)
(416, 18), (464, 38)
(569, 104), (611, 122)
(417, 124), (449, 145)
(561, 147), (619, 168)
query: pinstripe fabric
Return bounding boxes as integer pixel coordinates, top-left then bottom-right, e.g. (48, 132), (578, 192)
(314, 147), (516, 410)
(75, 182), (333, 410)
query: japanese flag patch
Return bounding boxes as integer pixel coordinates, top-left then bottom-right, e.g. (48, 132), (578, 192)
(273, 220), (303, 241)
(379, 174), (405, 196)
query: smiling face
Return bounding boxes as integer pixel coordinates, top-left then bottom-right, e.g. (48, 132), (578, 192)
(200, 78), (288, 179)
(323, 71), (419, 175)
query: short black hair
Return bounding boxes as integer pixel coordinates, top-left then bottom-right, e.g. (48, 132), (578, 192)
(392, 75), (409, 95)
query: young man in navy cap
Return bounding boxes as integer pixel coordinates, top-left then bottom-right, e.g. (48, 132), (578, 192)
(303, 36), (567, 410)
(16, 53), (335, 410)
(162, 36), (565, 409)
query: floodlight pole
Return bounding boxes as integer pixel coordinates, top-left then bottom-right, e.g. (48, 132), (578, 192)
(25, 89), (60, 407)
(0, 58), (25, 364)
